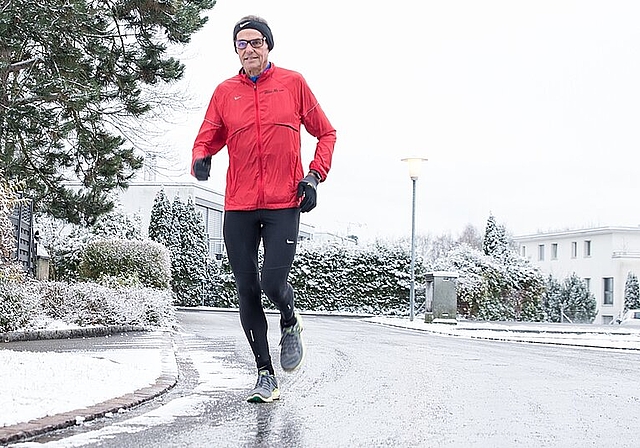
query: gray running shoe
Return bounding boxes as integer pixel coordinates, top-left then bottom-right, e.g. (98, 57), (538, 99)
(247, 370), (280, 403)
(280, 312), (305, 372)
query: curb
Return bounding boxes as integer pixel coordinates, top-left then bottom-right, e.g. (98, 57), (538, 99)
(0, 325), (151, 343)
(0, 327), (178, 445)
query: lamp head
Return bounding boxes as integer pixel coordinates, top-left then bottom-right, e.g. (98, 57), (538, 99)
(401, 157), (428, 180)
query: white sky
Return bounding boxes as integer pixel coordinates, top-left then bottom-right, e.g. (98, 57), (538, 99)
(152, 0), (640, 242)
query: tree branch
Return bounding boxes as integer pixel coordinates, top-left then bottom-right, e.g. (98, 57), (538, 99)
(7, 58), (42, 73)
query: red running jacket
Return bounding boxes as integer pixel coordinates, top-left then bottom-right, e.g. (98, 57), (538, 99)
(191, 64), (337, 211)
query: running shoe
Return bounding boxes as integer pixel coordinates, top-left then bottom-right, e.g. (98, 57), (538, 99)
(280, 312), (305, 372)
(247, 370), (280, 403)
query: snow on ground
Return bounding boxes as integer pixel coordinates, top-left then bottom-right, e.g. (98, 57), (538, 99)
(2, 314), (640, 430)
(0, 349), (161, 428)
(367, 316), (640, 350)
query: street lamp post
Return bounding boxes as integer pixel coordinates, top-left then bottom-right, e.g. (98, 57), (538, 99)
(401, 157), (427, 321)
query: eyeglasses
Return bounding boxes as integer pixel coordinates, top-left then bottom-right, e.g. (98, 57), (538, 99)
(235, 37), (266, 50)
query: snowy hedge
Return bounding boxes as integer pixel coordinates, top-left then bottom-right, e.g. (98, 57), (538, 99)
(0, 280), (175, 332)
(432, 244), (545, 321)
(200, 240), (426, 315)
(79, 238), (171, 289)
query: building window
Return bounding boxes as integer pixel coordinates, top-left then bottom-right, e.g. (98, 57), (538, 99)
(585, 278), (590, 291)
(603, 277), (614, 305)
(538, 244), (545, 261)
(521, 246), (526, 257)
(571, 242), (577, 258)
(602, 315), (614, 325)
(551, 243), (558, 260)
(584, 240), (592, 257)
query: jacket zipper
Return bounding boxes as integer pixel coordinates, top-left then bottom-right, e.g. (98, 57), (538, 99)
(253, 82), (266, 208)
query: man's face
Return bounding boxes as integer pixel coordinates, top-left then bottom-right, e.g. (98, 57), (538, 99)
(235, 29), (269, 77)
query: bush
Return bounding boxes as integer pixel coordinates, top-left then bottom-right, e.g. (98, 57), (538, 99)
(35, 281), (176, 327)
(288, 241), (424, 314)
(35, 208), (143, 282)
(79, 238), (171, 289)
(0, 280), (176, 331)
(0, 280), (35, 332)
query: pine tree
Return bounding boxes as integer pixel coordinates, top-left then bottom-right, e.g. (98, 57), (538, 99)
(542, 275), (563, 322)
(177, 197), (208, 306)
(0, 176), (25, 280)
(483, 214), (509, 260)
(1, 0), (215, 224)
(168, 196), (186, 302)
(624, 272), (640, 311)
(561, 273), (597, 323)
(148, 189), (173, 247)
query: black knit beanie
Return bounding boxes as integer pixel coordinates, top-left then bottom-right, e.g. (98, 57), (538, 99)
(233, 19), (274, 51)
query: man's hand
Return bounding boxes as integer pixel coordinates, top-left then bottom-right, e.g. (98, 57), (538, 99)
(297, 173), (319, 213)
(193, 157), (211, 181)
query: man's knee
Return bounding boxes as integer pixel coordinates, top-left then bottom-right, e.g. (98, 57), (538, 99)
(261, 271), (291, 304)
(235, 273), (261, 304)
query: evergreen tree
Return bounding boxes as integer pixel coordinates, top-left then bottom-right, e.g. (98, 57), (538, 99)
(542, 275), (563, 322)
(148, 189), (173, 247)
(160, 195), (209, 306)
(177, 197), (208, 306)
(624, 271), (640, 311)
(168, 196), (186, 302)
(1, 0), (215, 224)
(0, 176), (25, 280)
(561, 273), (597, 323)
(483, 214), (509, 260)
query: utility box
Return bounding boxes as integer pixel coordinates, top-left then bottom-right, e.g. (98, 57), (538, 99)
(424, 271), (458, 324)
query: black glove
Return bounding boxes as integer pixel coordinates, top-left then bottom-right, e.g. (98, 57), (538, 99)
(193, 157), (211, 181)
(297, 173), (319, 213)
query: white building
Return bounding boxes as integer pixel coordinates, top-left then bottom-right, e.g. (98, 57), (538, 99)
(514, 226), (640, 324)
(118, 182), (314, 258)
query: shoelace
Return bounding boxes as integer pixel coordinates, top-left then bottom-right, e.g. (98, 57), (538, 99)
(256, 373), (275, 390)
(279, 325), (299, 349)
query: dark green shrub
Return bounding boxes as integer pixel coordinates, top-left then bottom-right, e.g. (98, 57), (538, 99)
(79, 238), (171, 289)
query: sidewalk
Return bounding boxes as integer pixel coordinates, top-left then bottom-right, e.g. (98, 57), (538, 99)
(0, 327), (178, 446)
(2, 312), (640, 445)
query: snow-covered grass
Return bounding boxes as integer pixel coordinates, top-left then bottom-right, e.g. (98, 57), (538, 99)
(0, 348), (161, 427)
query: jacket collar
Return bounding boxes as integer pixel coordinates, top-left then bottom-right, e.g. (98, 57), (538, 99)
(238, 62), (275, 84)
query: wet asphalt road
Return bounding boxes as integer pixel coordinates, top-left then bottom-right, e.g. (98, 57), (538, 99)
(20, 310), (640, 448)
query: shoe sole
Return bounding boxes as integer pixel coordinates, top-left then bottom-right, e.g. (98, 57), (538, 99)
(281, 314), (306, 372)
(247, 388), (281, 403)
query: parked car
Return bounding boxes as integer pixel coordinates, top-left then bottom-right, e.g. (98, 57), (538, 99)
(619, 309), (640, 326)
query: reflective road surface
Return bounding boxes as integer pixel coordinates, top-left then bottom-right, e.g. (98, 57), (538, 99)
(20, 310), (640, 448)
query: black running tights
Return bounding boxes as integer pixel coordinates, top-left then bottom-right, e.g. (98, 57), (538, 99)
(223, 208), (300, 371)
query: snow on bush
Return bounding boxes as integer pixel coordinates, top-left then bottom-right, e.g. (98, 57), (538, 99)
(35, 207), (143, 282)
(79, 238), (171, 289)
(0, 280), (175, 332)
(0, 280), (36, 332)
(432, 243), (545, 321)
(288, 240), (425, 314)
